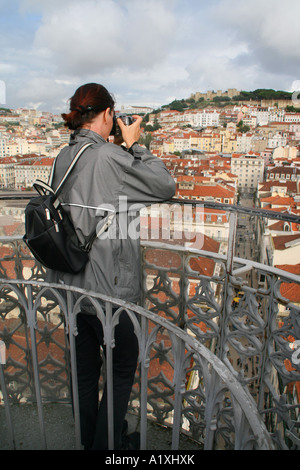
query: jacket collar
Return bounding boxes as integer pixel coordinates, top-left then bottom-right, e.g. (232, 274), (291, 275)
(69, 128), (107, 146)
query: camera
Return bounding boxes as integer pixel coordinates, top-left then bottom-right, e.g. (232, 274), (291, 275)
(110, 113), (134, 136)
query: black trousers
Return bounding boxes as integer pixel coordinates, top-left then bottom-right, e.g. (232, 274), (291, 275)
(75, 310), (139, 450)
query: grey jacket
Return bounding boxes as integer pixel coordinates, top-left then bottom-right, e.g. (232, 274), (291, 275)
(47, 129), (176, 306)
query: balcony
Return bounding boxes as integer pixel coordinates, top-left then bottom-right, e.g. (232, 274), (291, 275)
(0, 196), (300, 451)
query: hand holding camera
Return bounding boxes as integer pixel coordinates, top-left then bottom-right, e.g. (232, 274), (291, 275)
(111, 113), (142, 149)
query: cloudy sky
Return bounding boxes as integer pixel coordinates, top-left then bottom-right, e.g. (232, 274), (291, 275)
(0, 0), (299, 113)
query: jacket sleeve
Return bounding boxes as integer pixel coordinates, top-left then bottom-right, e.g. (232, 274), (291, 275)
(117, 144), (176, 205)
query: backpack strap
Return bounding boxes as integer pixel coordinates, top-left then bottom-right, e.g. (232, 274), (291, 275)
(53, 142), (93, 195)
(35, 142), (93, 196)
(33, 180), (55, 196)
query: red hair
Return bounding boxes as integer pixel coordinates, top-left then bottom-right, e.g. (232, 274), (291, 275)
(62, 83), (115, 130)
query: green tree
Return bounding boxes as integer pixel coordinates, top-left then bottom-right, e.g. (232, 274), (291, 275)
(153, 118), (161, 131)
(237, 120), (250, 133)
(139, 133), (152, 149)
(169, 100), (185, 112)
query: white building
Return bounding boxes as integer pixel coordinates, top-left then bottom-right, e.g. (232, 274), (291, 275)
(289, 123), (300, 139)
(0, 157), (15, 188)
(173, 137), (189, 153)
(0, 135), (7, 158)
(14, 158), (54, 189)
(268, 108), (285, 123)
(256, 109), (270, 126)
(236, 133), (254, 153)
(121, 105), (154, 115)
(231, 154), (264, 191)
(186, 109), (220, 128)
(270, 234), (300, 266)
(268, 132), (287, 149)
(284, 113), (300, 123)
(6, 138), (48, 156)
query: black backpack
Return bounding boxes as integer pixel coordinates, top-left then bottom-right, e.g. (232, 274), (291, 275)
(23, 143), (95, 273)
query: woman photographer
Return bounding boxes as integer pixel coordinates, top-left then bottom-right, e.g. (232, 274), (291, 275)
(48, 83), (176, 450)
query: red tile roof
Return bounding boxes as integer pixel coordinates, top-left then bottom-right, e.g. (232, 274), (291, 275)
(272, 234), (300, 250)
(176, 184), (235, 199)
(261, 195), (295, 206)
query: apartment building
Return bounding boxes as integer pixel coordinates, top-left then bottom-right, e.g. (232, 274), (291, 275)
(258, 180), (299, 199)
(271, 234), (300, 265)
(173, 132), (198, 153)
(236, 132), (254, 153)
(255, 108), (270, 126)
(231, 154), (264, 191)
(219, 112), (236, 127)
(272, 146), (298, 160)
(266, 166), (300, 182)
(5, 138), (48, 156)
(192, 132), (223, 153)
(268, 132), (288, 149)
(184, 109), (220, 128)
(221, 132), (238, 153)
(289, 124), (300, 139)
(162, 139), (175, 154)
(268, 109), (286, 123)
(0, 157), (15, 188)
(151, 109), (221, 129)
(176, 182), (235, 204)
(0, 113), (20, 123)
(149, 110), (180, 126)
(14, 157), (54, 189)
(284, 113), (300, 123)
(121, 105), (154, 115)
(0, 135), (7, 158)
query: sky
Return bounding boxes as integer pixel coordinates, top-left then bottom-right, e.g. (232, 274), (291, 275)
(0, 0), (300, 114)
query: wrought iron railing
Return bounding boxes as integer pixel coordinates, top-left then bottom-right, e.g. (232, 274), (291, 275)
(0, 278), (274, 450)
(140, 199), (300, 450)
(0, 197), (299, 450)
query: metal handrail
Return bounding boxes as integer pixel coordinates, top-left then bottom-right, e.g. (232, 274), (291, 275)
(170, 197), (300, 223)
(0, 192), (299, 223)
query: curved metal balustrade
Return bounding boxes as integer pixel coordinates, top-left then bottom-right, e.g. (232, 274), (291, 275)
(0, 278), (273, 450)
(141, 241), (300, 450)
(0, 197), (299, 450)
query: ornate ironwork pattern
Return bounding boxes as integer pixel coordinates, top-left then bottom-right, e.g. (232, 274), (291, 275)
(0, 277), (273, 450)
(141, 242), (300, 449)
(0, 193), (299, 450)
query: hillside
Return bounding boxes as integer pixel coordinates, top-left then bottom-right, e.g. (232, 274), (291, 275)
(156, 89), (295, 114)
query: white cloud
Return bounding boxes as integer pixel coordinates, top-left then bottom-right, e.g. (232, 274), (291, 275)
(168, 0), (300, 97)
(33, 0), (177, 75)
(0, 80), (6, 105)
(213, 0), (300, 77)
(2, 0), (300, 112)
(14, 77), (74, 113)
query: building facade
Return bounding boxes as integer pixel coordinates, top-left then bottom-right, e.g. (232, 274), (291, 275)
(231, 155), (265, 191)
